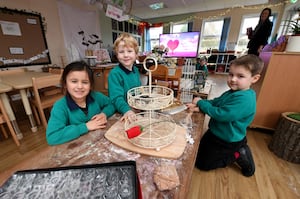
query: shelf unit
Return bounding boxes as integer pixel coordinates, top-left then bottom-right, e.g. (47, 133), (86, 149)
(251, 52), (300, 130)
(111, 19), (141, 48)
(206, 52), (237, 74)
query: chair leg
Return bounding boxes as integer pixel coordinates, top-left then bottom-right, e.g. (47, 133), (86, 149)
(6, 120), (20, 146)
(38, 108), (48, 129)
(32, 105), (41, 126)
(0, 99), (20, 146)
(176, 90), (181, 100)
(0, 124), (8, 139)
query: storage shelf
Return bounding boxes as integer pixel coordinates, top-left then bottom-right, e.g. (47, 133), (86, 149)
(206, 52), (237, 74)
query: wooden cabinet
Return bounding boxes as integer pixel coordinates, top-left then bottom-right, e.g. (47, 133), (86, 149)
(251, 52), (300, 130)
(91, 64), (117, 96)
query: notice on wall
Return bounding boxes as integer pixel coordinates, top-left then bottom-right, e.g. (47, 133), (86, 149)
(0, 20), (22, 36)
(9, 47), (24, 55)
(105, 4), (129, 21)
(27, 18), (37, 25)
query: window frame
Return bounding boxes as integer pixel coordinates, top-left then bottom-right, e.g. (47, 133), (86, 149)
(148, 26), (163, 52)
(170, 22), (189, 33)
(198, 18), (225, 53)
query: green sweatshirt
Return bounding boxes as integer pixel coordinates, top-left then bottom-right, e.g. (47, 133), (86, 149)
(196, 63), (208, 77)
(46, 91), (115, 145)
(108, 64), (141, 114)
(197, 89), (256, 142)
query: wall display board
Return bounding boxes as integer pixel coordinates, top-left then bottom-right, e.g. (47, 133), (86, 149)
(0, 7), (51, 68)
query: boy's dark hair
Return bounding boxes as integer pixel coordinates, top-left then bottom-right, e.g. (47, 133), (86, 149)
(229, 54), (264, 76)
(61, 61), (94, 88)
(197, 56), (207, 62)
(199, 56), (207, 62)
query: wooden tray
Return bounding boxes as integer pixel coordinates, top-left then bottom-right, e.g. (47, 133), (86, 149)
(0, 161), (139, 199)
(105, 120), (187, 159)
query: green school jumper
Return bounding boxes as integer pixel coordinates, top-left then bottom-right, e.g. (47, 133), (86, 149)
(108, 64), (141, 115)
(46, 91), (115, 145)
(197, 89), (256, 142)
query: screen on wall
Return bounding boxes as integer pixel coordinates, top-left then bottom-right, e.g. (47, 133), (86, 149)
(159, 32), (200, 58)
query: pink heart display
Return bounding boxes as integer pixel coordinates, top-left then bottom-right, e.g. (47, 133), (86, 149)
(167, 40), (179, 51)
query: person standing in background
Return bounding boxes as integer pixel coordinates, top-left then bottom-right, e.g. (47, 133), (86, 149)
(247, 8), (273, 56)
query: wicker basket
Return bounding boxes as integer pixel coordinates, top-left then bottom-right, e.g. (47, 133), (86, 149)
(124, 112), (176, 149)
(127, 85), (173, 111)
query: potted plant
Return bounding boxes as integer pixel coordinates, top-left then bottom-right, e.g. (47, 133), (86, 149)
(283, 17), (300, 52)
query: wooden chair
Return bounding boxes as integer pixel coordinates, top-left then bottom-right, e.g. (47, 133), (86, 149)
(31, 74), (63, 128)
(41, 68), (64, 96)
(49, 68), (63, 74)
(149, 64), (169, 87)
(0, 98), (20, 146)
(149, 65), (182, 99)
(168, 67), (182, 97)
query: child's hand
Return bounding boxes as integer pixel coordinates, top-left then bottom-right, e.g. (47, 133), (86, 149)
(121, 110), (136, 123)
(186, 103), (200, 112)
(192, 97), (202, 105)
(87, 113), (107, 130)
(91, 113), (107, 122)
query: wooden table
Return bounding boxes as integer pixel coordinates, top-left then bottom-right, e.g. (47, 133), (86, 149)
(0, 111), (205, 199)
(0, 70), (55, 132)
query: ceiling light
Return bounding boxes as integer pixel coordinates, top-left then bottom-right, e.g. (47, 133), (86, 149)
(149, 2), (164, 10)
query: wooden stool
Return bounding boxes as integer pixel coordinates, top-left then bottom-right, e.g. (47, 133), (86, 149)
(268, 112), (300, 163)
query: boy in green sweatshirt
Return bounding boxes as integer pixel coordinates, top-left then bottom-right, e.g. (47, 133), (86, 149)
(187, 54), (263, 177)
(108, 33), (141, 121)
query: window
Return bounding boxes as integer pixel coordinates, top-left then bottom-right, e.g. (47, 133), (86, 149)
(236, 16), (259, 52)
(198, 19), (224, 53)
(236, 15), (274, 52)
(111, 19), (140, 44)
(149, 26), (163, 50)
(172, 23), (188, 33)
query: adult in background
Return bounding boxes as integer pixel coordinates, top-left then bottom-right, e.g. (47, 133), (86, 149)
(247, 8), (273, 56)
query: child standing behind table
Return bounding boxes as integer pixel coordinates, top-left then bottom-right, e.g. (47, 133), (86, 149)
(195, 56), (209, 78)
(187, 54), (263, 177)
(108, 33), (141, 121)
(46, 61), (115, 145)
